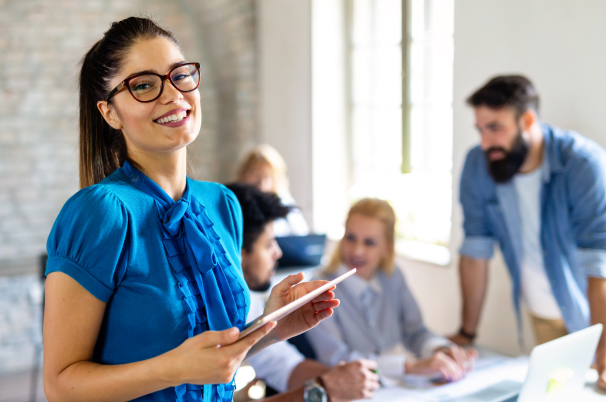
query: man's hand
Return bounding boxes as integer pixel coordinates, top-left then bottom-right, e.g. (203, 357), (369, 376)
(447, 333), (474, 347)
(320, 360), (380, 402)
(264, 273), (340, 342)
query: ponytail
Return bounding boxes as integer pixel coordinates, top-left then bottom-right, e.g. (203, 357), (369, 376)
(78, 17), (179, 188)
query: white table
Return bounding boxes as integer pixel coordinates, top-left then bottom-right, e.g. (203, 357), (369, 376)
(355, 350), (606, 401)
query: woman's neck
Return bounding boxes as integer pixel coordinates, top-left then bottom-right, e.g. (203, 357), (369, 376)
(129, 148), (188, 201)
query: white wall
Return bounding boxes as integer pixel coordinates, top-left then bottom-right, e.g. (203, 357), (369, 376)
(257, 0), (314, 227)
(406, 0), (606, 356)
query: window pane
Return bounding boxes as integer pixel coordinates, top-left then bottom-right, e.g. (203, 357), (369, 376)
(347, 0), (454, 255)
(375, 0), (402, 45)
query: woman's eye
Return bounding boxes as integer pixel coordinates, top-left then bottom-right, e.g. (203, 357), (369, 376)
(345, 234), (356, 242)
(173, 74), (191, 82)
(132, 82), (153, 92)
(364, 239), (376, 247)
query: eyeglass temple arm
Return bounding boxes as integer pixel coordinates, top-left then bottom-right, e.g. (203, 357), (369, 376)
(105, 82), (126, 102)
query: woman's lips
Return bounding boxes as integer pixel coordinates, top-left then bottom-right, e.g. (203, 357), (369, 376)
(155, 110), (191, 127)
(348, 258), (366, 267)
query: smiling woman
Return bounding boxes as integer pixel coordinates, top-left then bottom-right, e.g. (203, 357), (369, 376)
(42, 17), (339, 402)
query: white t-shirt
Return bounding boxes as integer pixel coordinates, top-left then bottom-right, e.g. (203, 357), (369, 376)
(245, 291), (305, 392)
(513, 164), (562, 320)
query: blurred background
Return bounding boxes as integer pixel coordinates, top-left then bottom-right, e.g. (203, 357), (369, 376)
(2, 0), (606, 400)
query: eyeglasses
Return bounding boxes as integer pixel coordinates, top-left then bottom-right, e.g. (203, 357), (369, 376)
(105, 62), (201, 103)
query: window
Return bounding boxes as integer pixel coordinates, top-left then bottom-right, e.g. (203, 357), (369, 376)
(347, 0), (454, 265)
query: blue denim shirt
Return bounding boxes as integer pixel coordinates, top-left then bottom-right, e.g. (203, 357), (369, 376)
(459, 124), (606, 334)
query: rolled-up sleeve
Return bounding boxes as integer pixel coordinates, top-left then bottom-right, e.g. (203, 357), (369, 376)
(459, 148), (495, 260)
(460, 236), (495, 260)
(568, 151), (606, 278)
(577, 249), (606, 278)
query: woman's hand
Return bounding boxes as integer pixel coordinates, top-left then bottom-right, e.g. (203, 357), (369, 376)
(263, 272), (340, 342)
(404, 346), (477, 382)
(164, 321), (276, 385)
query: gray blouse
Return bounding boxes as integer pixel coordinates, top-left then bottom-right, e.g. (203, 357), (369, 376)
(306, 265), (451, 376)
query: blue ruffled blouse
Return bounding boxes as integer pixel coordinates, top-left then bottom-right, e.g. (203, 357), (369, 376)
(46, 162), (250, 402)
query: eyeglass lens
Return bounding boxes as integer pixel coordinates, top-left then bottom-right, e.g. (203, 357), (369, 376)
(128, 64), (200, 102)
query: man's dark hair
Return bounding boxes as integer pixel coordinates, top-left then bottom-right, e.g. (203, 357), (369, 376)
(467, 75), (540, 118)
(225, 183), (290, 252)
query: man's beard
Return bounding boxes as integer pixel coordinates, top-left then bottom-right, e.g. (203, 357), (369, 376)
(485, 129), (529, 183)
(248, 262), (278, 292)
(250, 280), (272, 292)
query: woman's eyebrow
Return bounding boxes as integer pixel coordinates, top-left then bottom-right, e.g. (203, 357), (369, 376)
(125, 61), (187, 78)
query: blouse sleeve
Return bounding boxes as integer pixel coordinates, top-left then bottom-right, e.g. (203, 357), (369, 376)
(45, 186), (130, 302)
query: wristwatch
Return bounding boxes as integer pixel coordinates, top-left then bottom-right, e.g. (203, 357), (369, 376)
(303, 377), (328, 402)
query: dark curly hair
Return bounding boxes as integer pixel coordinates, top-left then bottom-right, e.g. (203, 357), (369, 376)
(467, 75), (539, 119)
(225, 183), (290, 252)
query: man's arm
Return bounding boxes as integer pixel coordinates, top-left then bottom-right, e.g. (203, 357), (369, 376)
(287, 359), (329, 390)
(587, 277), (606, 389)
(449, 256), (489, 346)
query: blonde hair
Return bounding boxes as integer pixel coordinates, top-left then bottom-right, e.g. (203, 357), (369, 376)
(325, 198), (396, 275)
(236, 144), (288, 196)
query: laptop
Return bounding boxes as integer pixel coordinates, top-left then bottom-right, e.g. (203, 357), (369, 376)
(276, 234), (326, 268)
(448, 323), (603, 402)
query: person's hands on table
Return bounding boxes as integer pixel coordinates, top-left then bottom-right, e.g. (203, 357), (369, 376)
(404, 345), (477, 383)
(263, 272), (340, 342)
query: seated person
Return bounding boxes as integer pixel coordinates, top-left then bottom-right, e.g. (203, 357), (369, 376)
(226, 183), (379, 401)
(307, 198), (477, 382)
(236, 144), (309, 236)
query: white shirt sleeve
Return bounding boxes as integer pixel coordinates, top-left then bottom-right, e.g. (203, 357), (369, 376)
(245, 292), (305, 392)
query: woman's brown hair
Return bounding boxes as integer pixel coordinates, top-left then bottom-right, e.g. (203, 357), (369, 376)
(324, 198), (397, 275)
(78, 17), (179, 188)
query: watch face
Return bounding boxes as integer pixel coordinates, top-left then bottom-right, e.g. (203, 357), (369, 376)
(308, 388), (324, 402)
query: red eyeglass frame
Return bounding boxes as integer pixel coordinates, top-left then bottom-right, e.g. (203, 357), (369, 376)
(104, 62), (201, 103)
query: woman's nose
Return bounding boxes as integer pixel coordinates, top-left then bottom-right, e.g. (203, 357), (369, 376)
(160, 79), (184, 103)
(352, 242), (365, 256)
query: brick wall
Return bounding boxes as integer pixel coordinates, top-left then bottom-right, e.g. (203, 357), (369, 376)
(0, 0), (258, 374)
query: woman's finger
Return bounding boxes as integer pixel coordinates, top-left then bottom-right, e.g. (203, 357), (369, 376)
(229, 321), (276, 354)
(312, 300), (340, 312)
(273, 273), (306, 294)
(448, 347), (466, 371)
(314, 309), (333, 321)
(196, 327), (240, 348)
(310, 290), (336, 303)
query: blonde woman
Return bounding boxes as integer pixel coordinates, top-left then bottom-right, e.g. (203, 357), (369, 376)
(306, 198), (477, 382)
(236, 144), (309, 236)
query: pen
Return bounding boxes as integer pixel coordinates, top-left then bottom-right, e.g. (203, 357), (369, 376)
(370, 369), (384, 387)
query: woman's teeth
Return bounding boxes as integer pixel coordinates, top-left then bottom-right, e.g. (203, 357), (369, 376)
(156, 111), (187, 124)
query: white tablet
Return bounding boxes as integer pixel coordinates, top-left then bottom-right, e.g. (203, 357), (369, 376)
(238, 268), (357, 340)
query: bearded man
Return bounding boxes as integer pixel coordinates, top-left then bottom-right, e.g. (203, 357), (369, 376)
(448, 75), (606, 390)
